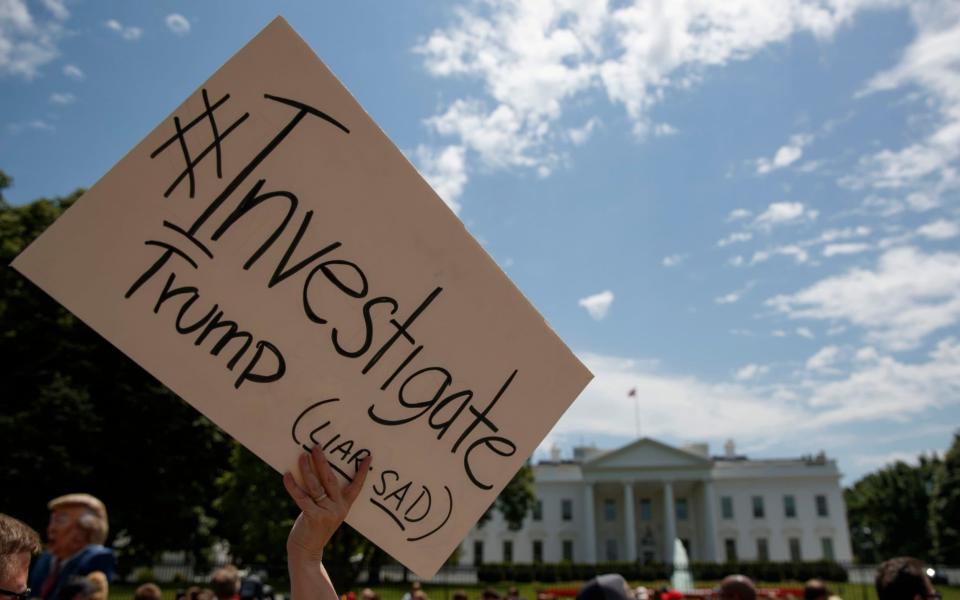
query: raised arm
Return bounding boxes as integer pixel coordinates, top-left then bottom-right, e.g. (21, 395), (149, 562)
(282, 445), (372, 600)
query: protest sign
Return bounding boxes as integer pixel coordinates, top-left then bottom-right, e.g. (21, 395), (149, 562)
(12, 17), (592, 577)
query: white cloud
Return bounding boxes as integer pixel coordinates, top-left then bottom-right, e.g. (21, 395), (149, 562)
(715, 281), (753, 304)
(796, 327), (815, 339)
(843, 2), (960, 198)
(62, 63), (83, 80)
(49, 91), (73, 105)
(735, 363), (768, 381)
(753, 201), (817, 230)
(727, 208), (752, 222)
(662, 253), (687, 267)
(568, 117), (600, 145)
(0, 0), (67, 78)
(7, 119), (54, 133)
(751, 244), (809, 265)
(578, 290), (615, 320)
(768, 246), (960, 350)
(917, 219), (959, 240)
(755, 133), (813, 174)
(806, 345), (841, 371)
(416, 0), (893, 202)
(544, 341), (960, 456)
(414, 144), (468, 214)
(105, 19), (142, 41)
(728, 255), (745, 267)
(165, 13), (191, 36)
(717, 231), (752, 247)
(823, 242), (870, 257)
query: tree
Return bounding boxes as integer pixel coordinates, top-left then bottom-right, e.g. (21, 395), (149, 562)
(930, 431), (960, 563)
(477, 461), (536, 530)
(845, 456), (940, 562)
(1, 174), (232, 566)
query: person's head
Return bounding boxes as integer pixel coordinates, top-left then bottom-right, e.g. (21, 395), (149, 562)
(211, 566), (240, 600)
(85, 572), (108, 600)
(876, 557), (937, 600)
(804, 579), (829, 600)
(134, 583), (163, 600)
(46, 494), (109, 560)
(577, 574), (633, 600)
(412, 582), (422, 592)
(508, 588), (519, 599)
(482, 589), (502, 600)
(0, 514), (41, 600)
(56, 576), (96, 600)
(452, 591), (468, 600)
(362, 588), (379, 600)
(719, 575), (757, 600)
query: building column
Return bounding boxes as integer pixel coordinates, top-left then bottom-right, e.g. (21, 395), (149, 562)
(701, 480), (718, 562)
(663, 481), (676, 564)
(584, 482), (597, 563)
(624, 481), (637, 562)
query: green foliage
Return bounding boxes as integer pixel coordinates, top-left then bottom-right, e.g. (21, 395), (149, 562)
(478, 462), (536, 530)
(844, 454), (941, 562)
(0, 178), (232, 566)
(476, 560), (847, 584)
(930, 431), (960, 563)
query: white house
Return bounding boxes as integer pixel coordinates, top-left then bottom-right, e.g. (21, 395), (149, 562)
(461, 438), (853, 565)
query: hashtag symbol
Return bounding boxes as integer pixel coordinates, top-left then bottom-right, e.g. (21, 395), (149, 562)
(150, 88), (250, 199)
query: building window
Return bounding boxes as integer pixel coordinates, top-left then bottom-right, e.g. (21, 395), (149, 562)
(562, 539), (574, 562)
(532, 499), (543, 521)
(605, 538), (619, 561)
(473, 540), (484, 566)
(721, 496), (734, 520)
(725, 538), (738, 562)
(821, 537), (834, 561)
(639, 498), (653, 521)
(756, 538), (769, 562)
(533, 540), (543, 563)
(643, 550), (655, 563)
(562, 498), (573, 521)
(752, 495), (765, 518)
(681, 538), (691, 558)
(604, 498), (617, 522)
(789, 538), (802, 562)
(816, 494), (829, 517)
(784, 495), (797, 518)
(503, 540), (513, 563)
(676, 498), (689, 521)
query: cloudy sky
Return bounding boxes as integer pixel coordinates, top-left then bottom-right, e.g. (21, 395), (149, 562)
(3, 0), (959, 482)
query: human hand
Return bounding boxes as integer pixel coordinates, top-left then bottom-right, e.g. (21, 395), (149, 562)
(282, 445), (372, 561)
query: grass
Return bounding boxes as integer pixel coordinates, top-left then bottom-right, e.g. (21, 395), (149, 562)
(109, 579), (960, 600)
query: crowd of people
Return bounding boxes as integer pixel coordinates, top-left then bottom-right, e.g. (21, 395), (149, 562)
(0, 445), (948, 600)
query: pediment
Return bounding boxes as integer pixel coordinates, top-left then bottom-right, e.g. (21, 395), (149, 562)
(584, 437), (711, 470)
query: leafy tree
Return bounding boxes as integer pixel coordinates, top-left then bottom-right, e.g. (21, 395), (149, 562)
(477, 461), (536, 530)
(930, 431), (960, 563)
(845, 456), (940, 562)
(0, 173), (231, 565)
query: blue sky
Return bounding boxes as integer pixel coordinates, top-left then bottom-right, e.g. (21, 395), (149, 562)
(3, 0), (959, 483)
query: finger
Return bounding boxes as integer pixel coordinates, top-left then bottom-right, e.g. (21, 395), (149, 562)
(311, 445), (343, 502)
(343, 454), (372, 505)
(282, 471), (319, 515)
(300, 451), (328, 502)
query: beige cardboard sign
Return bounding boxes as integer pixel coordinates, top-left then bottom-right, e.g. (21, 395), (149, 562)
(13, 17), (592, 577)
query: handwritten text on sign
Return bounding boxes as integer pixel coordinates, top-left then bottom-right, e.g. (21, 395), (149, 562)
(12, 17), (592, 577)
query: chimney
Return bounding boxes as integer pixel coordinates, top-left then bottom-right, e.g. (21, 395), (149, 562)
(550, 444), (562, 462)
(724, 439), (736, 458)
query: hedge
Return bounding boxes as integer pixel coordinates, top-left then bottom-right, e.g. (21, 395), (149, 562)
(475, 560), (848, 583)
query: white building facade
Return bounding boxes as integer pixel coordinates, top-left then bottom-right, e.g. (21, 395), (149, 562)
(461, 438), (853, 566)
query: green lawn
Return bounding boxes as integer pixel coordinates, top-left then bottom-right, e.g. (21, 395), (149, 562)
(108, 580), (960, 600)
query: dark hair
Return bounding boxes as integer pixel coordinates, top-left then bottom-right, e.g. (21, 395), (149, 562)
(135, 583), (163, 600)
(211, 566), (241, 600)
(804, 579), (829, 600)
(876, 557), (929, 600)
